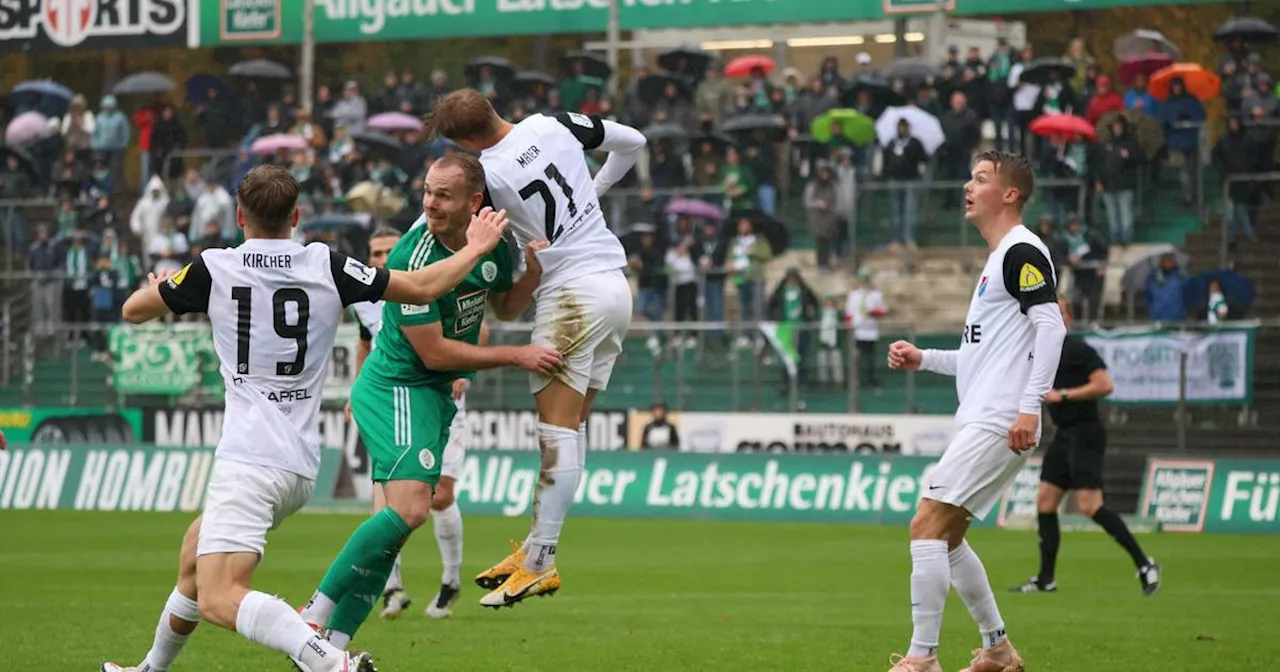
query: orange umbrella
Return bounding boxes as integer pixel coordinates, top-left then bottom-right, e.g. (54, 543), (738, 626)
(724, 55), (775, 78)
(1148, 63), (1220, 102)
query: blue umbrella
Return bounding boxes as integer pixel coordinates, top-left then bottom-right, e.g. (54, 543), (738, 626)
(12, 80), (73, 101)
(185, 74), (233, 105)
(1183, 269), (1256, 314)
(11, 80), (73, 118)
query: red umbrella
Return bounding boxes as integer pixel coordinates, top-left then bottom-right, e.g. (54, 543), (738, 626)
(724, 55), (775, 78)
(1029, 114), (1096, 141)
(1118, 52), (1174, 85)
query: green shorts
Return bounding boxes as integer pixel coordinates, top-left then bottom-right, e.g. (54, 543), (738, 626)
(350, 375), (456, 485)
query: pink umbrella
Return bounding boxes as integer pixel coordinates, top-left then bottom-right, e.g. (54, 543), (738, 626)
(250, 133), (308, 155)
(1118, 52), (1174, 86)
(5, 111), (48, 146)
(366, 112), (424, 133)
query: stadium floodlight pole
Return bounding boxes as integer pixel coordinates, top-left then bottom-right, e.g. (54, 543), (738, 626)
(300, 0), (315, 110)
(606, 0), (620, 93)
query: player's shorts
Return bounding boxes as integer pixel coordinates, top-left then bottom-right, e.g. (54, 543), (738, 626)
(530, 268), (633, 396)
(350, 374), (456, 485)
(923, 425), (1029, 520)
(197, 458), (314, 557)
(440, 410), (466, 481)
(1040, 421), (1106, 491)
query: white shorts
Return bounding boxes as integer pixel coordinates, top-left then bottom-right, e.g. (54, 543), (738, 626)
(530, 268), (633, 395)
(440, 411), (466, 481)
(923, 425), (1028, 520)
(197, 458), (315, 557)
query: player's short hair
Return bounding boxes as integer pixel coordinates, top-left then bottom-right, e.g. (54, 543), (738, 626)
(425, 89), (500, 142)
(974, 150), (1034, 212)
(431, 152), (487, 197)
(236, 165), (299, 235)
(369, 226), (402, 241)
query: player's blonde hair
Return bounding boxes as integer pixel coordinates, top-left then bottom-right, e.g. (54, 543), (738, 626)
(425, 89), (501, 143)
(975, 150), (1034, 212)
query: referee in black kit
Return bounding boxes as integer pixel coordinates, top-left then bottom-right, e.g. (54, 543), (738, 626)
(1012, 297), (1161, 596)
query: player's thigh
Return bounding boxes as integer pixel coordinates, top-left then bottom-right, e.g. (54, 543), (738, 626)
(926, 425), (1027, 521)
(530, 269), (632, 398)
(1065, 422), (1107, 492)
(1039, 430), (1074, 491)
(197, 459), (312, 559)
(364, 383), (455, 487)
(438, 413), (467, 485)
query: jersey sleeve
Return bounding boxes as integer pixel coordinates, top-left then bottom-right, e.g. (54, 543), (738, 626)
(553, 111), (605, 150)
(492, 243), (516, 294)
(158, 257), (212, 315)
(329, 250), (390, 307)
(398, 297), (442, 327)
(1002, 242), (1057, 314)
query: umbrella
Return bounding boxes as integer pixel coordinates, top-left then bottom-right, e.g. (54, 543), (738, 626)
(250, 133), (308, 155)
(725, 208), (788, 255)
(1029, 114), (1096, 141)
(185, 74), (233, 105)
(514, 70), (557, 92)
(352, 130), (406, 154)
(1149, 63), (1219, 102)
(1183, 269), (1256, 314)
(691, 132), (737, 153)
(658, 46), (712, 75)
(1096, 110), (1164, 161)
(346, 181), (406, 219)
(11, 80), (73, 101)
(641, 123), (688, 143)
(874, 106), (944, 155)
(5, 111), (47, 145)
(561, 51), (612, 80)
(1113, 29), (1181, 61)
(1118, 52), (1175, 86)
(1019, 58), (1078, 86)
(724, 55), (775, 78)
(637, 74), (690, 106)
(1213, 17), (1278, 44)
(840, 75), (909, 110)
(720, 114), (788, 142)
(228, 59), (292, 79)
(882, 59), (940, 85)
(466, 56), (516, 84)
(366, 112), (424, 133)
(112, 72), (176, 95)
(810, 108), (876, 146)
(1119, 245), (1188, 295)
(619, 222), (659, 253)
(665, 198), (724, 221)
(0, 144), (38, 179)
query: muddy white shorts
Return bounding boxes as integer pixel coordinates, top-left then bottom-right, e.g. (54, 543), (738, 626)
(923, 425), (1029, 520)
(529, 268), (633, 395)
(440, 408), (467, 481)
(197, 458), (315, 557)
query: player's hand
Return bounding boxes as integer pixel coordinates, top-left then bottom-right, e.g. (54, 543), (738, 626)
(148, 270), (175, 287)
(524, 240), (549, 276)
(1044, 389), (1064, 404)
(512, 345), (562, 376)
(451, 377), (471, 400)
(1008, 413), (1040, 454)
(344, 400), (352, 422)
(466, 207), (508, 253)
(886, 340), (922, 371)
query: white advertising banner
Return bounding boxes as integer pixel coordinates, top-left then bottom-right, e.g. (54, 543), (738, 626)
(1081, 326), (1254, 405)
(628, 412), (957, 455)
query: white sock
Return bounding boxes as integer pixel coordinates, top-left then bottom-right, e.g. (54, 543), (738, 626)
(139, 587), (200, 671)
(328, 631), (351, 650)
(949, 541), (1008, 648)
(298, 591), (336, 626)
(526, 422), (581, 572)
(235, 590), (345, 672)
(384, 552), (404, 593)
(907, 540), (950, 658)
(433, 502), (464, 586)
(577, 421), (588, 473)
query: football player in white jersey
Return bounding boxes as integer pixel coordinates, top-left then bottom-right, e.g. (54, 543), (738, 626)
(885, 152), (1066, 672)
(100, 165), (509, 672)
(427, 89), (646, 608)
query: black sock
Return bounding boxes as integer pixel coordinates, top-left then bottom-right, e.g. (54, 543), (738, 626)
(1037, 512), (1060, 584)
(1092, 506), (1149, 569)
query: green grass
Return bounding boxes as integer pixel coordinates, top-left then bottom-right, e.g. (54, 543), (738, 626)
(1, 510), (1276, 671)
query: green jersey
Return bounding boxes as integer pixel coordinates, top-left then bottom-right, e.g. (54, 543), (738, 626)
(361, 221), (514, 389)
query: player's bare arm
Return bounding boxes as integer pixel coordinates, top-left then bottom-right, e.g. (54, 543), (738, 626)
(488, 241), (547, 321)
(382, 207), (508, 305)
(402, 321), (561, 376)
(1044, 368), (1114, 404)
(121, 269), (179, 323)
(449, 322), (491, 400)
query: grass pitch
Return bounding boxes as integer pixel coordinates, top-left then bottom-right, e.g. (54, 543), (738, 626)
(1, 510), (1275, 671)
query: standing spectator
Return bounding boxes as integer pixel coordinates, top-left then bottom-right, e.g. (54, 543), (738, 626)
(665, 227), (700, 350)
(110, 237), (143, 307)
(197, 86), (236, 149)
(690, 140), (723, 188)
(91, 95), (130, 193)
(61, 95), (95, 156)
(1064, 38), (1096, 92)
(87, 157), (112, 196)
(63, 232), (93, 344)
(728, 217), (773, 349)
(89, 253), (117, 359)
(314, 85), (336, 140)
(191, 174), (234, 241)
(1035, 68), (1078, 116)
(1038, 133), (1084, 225)
(1062, 215), (1108, 321)
(150, 104), (187, 182)
(377, 71), (400, 114)
(629, 228), (668, 354)
(845, 270), (886, 389)
(881, 118), (928, 249)
(1145, 253), (1187, 322)
(55, 199), (81, 236)
(191, 219), (231, 256)
(1009, 44), (1041, 155)
(1213, 115), (1261, 244)
(27, 224), (62, 343)
(129, 176), (167, 269)
(132, 101), (158, 188)
(260, 105), (288, 136)
(696, 66), (731, 132)
(766, 268), (819, 386)
(148, 218), (189, 275)
(815, 294), (845, 389)
(696, 221), (728, 346)
(804, 162), (841, 271)
(1094, 116), (1140, 246)
(1158, 77), (1205, 208)
(1084, 75), (1123, 126)
(239, 80), (267, 130)
(640, 403), (680, 450)
(0, 154), (33, 198)
(330, 80), (368, 133)
(425, 70), (451, 109)
(986, 37), (1017, 151)
(1124, 73), (1158, 117)
(742, 134), (777, 214)
(86, 195), (120, 234)
(719, 147), (756, 212)
(939, 90), (981, 205)
(818, 56), (845, 93)
(292, 108), (327, 151)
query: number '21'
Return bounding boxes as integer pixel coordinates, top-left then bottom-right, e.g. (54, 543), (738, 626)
(518, 162), (577, 244)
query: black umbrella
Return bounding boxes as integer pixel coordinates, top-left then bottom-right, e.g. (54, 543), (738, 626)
(637, 74), (691, 106)
(1020, 58), (1078, 86)
(840, 75), (909, 110)
(228, 59), (292, 79)
(112, 72), (175, 95)
(692, 132), (737, 154)
(881, 59), (940, 85)
(1213, 17), (1279, 43)
(641, 123), (688, 143)
(352, 131), (405, 156)
(725, 208), (789, 255)
(619, 222), (659, 255)
(720, 114), (788, 142)
(0, 144), (37, 179)
(466, 56), (516, 84)
(562, 51), (612, 80)
(657, 46), (712, 76)
(514, 70), (557, 95)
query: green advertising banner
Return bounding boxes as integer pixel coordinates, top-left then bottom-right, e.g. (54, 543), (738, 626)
(109, 323), (218, 396)
(0, 407), (142, 444)
(1139, 457), (1280, 535)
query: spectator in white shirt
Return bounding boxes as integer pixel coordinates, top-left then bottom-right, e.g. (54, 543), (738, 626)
(189, 175), (234, 241)
(1008, 44), (1042, 156)
(665, 226), (700, 349)
(845, 269), (887, 389)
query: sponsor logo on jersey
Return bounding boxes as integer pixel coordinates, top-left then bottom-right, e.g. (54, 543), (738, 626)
(169, 263), (191, 287)
(453, 289), (488, 334)
(977, 275), (988, 297)
(418, 448), (436, 470)
(566, 112), (594, 128)
(343, 257), (377, 285)
(481, 260), (498, 283)
(402, 303), (430, 316)
(1019, 263), (1046, 293)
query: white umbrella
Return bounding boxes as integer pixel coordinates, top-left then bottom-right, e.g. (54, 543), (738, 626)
(874, 105), (944, 155)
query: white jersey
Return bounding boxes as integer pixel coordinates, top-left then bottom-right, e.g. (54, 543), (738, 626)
(160, 239), (388, 479)
(479, 112), (629, 290)
(351, 300), (383, 349)
(955, 226), (1058, 434)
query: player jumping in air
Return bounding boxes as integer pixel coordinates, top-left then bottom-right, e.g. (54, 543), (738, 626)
(885, 151), (1066, 672)
(297, 152), (559, 652)
(100, 164), (509, 672)
(426, 89), (647, 609)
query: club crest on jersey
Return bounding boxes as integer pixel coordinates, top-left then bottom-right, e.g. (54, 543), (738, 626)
(1019, 263), (1046, 293)
(566, 112), (594, 128)
(418, 448), (436, 470)
(481, 260), (498, 283)
(977, 275), (988, 297)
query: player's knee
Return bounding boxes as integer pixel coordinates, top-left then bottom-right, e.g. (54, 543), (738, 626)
(1075, 490), (1104, 517)
(1036, 487), (1062, 514)
(196, 593), (233, 628)
(432, 481), (456, 510)
(393, 498), (432, 529)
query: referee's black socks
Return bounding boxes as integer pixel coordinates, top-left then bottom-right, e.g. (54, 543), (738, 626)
(1036, 512), (1060, 585)
(1091, 506), (1150, 570)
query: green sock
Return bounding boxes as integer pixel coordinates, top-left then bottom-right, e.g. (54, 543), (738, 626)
(317, 508), (411, 636)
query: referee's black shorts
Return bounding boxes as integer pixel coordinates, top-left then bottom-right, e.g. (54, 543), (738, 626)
(1040, 421), (1106, 490)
